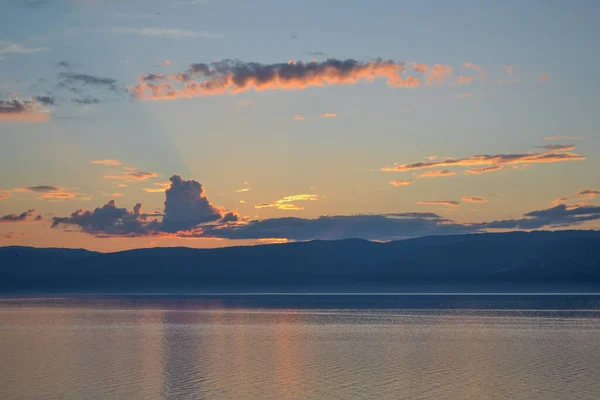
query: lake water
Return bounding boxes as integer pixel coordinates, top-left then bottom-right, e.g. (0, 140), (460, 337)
(1, 294), (600, 400)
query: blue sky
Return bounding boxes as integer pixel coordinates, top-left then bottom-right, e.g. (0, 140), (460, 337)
(0, 0), (599, 250)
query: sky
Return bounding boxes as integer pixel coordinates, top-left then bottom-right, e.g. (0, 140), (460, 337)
(1, 0), (599, 251)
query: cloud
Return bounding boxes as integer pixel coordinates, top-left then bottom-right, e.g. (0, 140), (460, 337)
(426, 64), (452, 84)
(539, 144), (575, 151)
(465, 165), (504, 174)
(133, 58), (420, 100)
(417, 201), (460, 207)
(412, 63), (428, 73)
(0, 209), (38, 223)
(57, 61), (70, 68)
(464, 62), (481, 71)
(505, 65), (513, 75)
(142, 181), (171, 193)
(91, 159), (122, 166)
(305, 51), (327, 56)
(320, 113), (338, 118)
(382, 146), (586, 172)
(10, 185), (89, 201)
(544, 136), (581, 141)
(72, 97), (101, 105)
(462, 196), (488, 203)
(53, 175), (239, 237)
(294, 115), (305, 121)
(49, 176), (600, 241)
(161, 175), (234, 232)
(109, 27), (223, 39)
(234, 188), (252, 193)
(552, 188), (600, 205)
(389, 179), (415, 187)
(104, 168), (159, 182)
(255, 194), (319, 211)
(0, 42), (48, 54)
(57, 72), (125, 95)
(0, 99), (49, 122)
(454, 76), (472, 84)
(415, 169), (456, 178)
(34, 95), (55, 105)
(540, 73), (550, 82)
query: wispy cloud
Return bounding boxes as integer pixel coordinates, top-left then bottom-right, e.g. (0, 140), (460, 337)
(417, 200), (460, 207)
(462, 196), (488, 203)
(382, 146), (585, 173)
(464, 62), (481, 71)
(109, 27), (223, 39)
(255, 194), (319, 211)
(465, 165), (504, 174)
(90, 159), (122, 166)
(142, 182), (171, 193)
(0, 42), (49, 54)
(552, 188), (600, 205)
(415, 169), (456, 178)
(234, 188), (252, 193)
(105, 168), (159, 182)
(389, 179), (415, 187)
(544, 136), (582, 141)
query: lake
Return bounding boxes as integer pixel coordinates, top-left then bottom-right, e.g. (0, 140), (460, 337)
(1, 294), (600, 399)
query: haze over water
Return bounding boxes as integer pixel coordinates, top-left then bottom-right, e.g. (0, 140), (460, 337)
(1, 295), (600, 400)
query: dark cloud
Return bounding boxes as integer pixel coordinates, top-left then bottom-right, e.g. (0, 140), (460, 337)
(161, 175), (224, 232)
(52, 175), (239, 236)
(0, 99), (48, 122)
(72, 97), (100, 105)
(57, 61), (70, 68)
(0, 209), (37, 223)
(52, 200), (161, 236)
(133, 58), (418, 99)
(25, 185), (60, 192)
(304, 51), (327, 56)
(57, 72), (125, 97)
(480, 205), (600, 230)
(34, 95), (55, 105)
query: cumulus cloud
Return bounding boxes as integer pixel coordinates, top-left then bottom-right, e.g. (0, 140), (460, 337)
(462, 196), (488, 203)
(0, 99), (49, 122)
(389, 179), (415, 187)
(382, 146), (586, 172)
(417, 201), (460, 207)
(412, 63), (428, 73)
(133, 58), (421, 100)
(90, 159), (122, 166)
(109, 27), (223, 39)
(426, 64), (453, 84)
(415, 169), (456, 178)
(0, 209), (38, 223)
(255, 194), (319, 211)
(464, 62), (481, 71)
(52, 175), (239, 236)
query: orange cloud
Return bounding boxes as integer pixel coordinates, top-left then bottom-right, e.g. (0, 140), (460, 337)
(553, 188), (600, 205)
(105, 168), (159, 182)
(540, 144), (575, 152)
(389, 179), (415, 187)
(142, 181), (171, 193)
(412, 63), (428, 73)
(454, 76), (472, 84)
(462, 196), (488, 203)
(505, 65), (513, 75)
(294, 115), (305, 121)
(426, 64), (453, 84)
(382, 148), (585, 172)
(417, 201), (460, 207)
(465, 165), (504, 174)
(320, 113), (338, 118)
(103, 192), (124, 197)
(133, 58), (417, 100)
(90, 159), (122, 166)
(255, 194), (319, 211)
(541, 73), (550, 81)
(464, 62), (481, 71)
(544, 136), (581, 141)
(416, 169), (457, 178)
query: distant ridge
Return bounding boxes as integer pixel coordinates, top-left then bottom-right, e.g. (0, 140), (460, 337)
(1, 231), (600, 293)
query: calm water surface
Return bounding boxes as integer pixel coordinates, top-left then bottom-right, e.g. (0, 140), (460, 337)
(1, 294), (600, 400)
